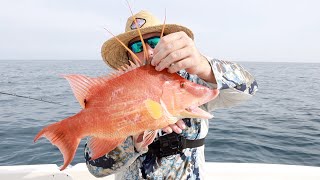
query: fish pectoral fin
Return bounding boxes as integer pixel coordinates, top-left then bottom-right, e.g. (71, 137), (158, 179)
(87, 137), (125, 160)
(141, 130), (158, 147)
(144, 99), (162, 119)
(180, 107), (214, 119)
(134, 130), (158, 152)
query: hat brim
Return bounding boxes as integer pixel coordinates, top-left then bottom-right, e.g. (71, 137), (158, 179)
(101, 24), (194, 69)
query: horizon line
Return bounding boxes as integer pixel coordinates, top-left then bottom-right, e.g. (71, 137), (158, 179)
(0, 59), (319, 64)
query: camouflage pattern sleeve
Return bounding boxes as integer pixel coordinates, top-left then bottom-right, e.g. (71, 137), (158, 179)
(208, 58), (258, 109)
(84, 136), (143, 178)
(180, 57), (258, 111)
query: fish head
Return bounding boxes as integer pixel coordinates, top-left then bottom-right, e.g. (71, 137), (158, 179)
(161, 79), (219, 119)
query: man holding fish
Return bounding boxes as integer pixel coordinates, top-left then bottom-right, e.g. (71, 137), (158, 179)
(84, 10), (258, 179)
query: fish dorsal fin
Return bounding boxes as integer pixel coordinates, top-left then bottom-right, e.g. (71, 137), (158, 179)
(104, 60), (142, 80)
(63, 75), (104, 109)
(63, 62), (142, 109)
(120, 60), (140, 71)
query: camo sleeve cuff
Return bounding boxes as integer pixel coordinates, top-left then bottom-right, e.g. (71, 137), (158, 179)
(201, 57), (258, 110)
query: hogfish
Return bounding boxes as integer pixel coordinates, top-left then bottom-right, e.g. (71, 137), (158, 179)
(33, 63), (219, 170)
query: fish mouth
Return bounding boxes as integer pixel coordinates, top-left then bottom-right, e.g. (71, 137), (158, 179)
(182, 105), (213, 119)
(181, 89), (219, 119)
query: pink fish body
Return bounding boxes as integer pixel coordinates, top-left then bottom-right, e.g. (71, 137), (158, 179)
(34, 64), (219, 170)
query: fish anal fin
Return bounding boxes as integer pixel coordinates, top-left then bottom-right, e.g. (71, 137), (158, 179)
(144, 99), (162, 119)
(88, 137), (125, 160)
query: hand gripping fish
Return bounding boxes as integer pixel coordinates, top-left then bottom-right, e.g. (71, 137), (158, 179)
(34, 8), (219, 171)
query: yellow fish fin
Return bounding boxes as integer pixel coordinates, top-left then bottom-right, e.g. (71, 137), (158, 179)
(144, 99), (163, 119)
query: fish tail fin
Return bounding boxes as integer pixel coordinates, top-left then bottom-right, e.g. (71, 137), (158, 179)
(34, 119), (81, 171)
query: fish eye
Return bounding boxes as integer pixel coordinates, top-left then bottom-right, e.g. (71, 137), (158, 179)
(180, 82), (185, 88)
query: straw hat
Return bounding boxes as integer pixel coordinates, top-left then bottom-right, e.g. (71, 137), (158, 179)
(101, 10), (194, 69)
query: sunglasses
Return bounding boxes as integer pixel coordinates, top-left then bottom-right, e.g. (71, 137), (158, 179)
(128, 36), (160, 53)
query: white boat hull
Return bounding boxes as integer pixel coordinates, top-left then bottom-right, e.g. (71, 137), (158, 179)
(1, 162), (320, 180)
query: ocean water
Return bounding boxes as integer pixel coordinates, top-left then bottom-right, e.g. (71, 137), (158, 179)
(0, 60), (319, 167)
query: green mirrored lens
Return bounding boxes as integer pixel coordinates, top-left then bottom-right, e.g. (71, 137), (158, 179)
(146, 37), (160, 49)
(129, 36), (160, 53)
(130, 42), (143, 53)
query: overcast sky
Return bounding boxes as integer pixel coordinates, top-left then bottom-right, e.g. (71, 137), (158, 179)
(0, 0), (319, 62)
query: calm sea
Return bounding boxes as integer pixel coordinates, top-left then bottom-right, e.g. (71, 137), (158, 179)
(0, 60), (319, 167)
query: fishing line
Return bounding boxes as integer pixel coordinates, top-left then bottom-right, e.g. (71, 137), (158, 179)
(0, 91), (65, 106)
